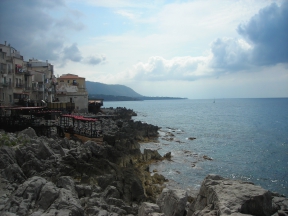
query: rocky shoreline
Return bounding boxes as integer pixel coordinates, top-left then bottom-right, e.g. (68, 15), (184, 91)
(0, 107), (287, 216)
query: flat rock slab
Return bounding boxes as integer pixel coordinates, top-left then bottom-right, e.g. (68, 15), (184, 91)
(188, 174), (273, 216)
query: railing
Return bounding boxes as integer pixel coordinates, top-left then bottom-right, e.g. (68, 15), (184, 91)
(1, 82), (12, 87)
(32, 86), (38, 91)
(77, 87), (87, 92)
(15, 69), (25, 74)
(24, 71), (32, 76)
(38, 86), (44, 92)
(24, 86), (31, 92)
(15, 84), (24, 88)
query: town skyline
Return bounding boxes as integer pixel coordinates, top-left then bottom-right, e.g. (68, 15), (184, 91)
(0, 0), (287, 99)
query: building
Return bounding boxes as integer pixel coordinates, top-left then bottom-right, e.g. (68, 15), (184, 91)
(0, 42), (55, 107)
(0, 42), (89, 112)
(26, 58), (56, 105)
(0, 41), (28, 106)
(56, 74), (88, 112)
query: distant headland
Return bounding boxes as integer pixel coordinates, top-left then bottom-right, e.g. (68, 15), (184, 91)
(86, 81), (187, 101)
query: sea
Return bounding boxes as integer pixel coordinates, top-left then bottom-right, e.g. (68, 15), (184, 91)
(103, 98), (288, 197)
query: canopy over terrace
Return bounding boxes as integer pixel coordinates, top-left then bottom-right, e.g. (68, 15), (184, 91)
(4, 106), (61, 117)
(60, 114), (102, 138)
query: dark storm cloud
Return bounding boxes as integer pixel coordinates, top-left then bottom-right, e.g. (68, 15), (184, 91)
(210, 38), (251, 71)
(237, 2), (288, 65)
(211, 2), (288, 72)
(0, 0), (84, 61)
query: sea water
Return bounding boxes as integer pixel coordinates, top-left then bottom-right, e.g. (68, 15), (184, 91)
(103, 98), (288, 196)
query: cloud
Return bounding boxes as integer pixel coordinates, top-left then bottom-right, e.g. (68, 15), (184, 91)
(0, 0), (84, 61)
(210, 38), (252, 71)
(62, 43), (83, 62)
(85, 55), (106, 65)
(237, 2), (288, 65)
(115, 10), (136, 19)
(209, 1), (288, 72)
(125, 55), (212, 81)
(54, 17), (85, 31)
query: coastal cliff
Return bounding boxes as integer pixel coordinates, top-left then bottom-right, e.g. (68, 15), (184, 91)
(0, 108), (287, 216)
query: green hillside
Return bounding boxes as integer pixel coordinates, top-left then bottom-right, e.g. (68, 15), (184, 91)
(86, 81), (142, 97)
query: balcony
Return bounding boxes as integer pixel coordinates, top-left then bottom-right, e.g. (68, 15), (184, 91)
(23, 86), (32, 92)
(32, 86), (38, 91)
(38, 85), (44, 92)
(1, 82), (12, 87)
(78, 87), (87, 92)
(24, 70), (32, 76)
(15, 84), (24, 89)
(15, 69), (25, 75)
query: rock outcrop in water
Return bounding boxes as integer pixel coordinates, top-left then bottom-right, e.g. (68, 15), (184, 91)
(0, 107), (287, 216)
(141, 175), (288, 216)
(186, 174), (288, 216)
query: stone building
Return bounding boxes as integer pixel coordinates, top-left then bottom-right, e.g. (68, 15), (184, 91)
(26, 58), (56, 105)
(0, 42), (27, 106)
(56, 74), (88, 112)
(0, 42), (55, 106)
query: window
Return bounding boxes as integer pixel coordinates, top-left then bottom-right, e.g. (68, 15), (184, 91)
(9, 95), (12, 102)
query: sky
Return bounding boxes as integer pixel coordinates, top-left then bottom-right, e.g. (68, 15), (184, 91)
(0, 0), (287, 99)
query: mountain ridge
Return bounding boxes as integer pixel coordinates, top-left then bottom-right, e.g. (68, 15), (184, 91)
(86, 81), (187, 101)
(86, 81), (142, 97)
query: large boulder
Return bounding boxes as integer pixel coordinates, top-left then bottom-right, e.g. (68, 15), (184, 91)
(138, 202), (162, 216)
(2, 176), (47, 216)
(57, 176), (78, 197)
(272, 196), (288, 216)
(0, 146), (16, 169)
(1, 164), (26, 183)
(36, 181), (59, 211)
(187, 174), (273, 216)
(143, 149), (162, 161)
(156, 188), (187, 216)
(17, 127), (37, 139)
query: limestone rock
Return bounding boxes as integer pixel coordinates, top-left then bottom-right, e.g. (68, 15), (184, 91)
(143, 148), (162, 161)
(103, 185), (120, 200)
(156, 188), (187, 216)
(2, 176), (47, 216)
(163, 152), (172, 160)
(75, 184), (92, 198)
(1, 163), (26, 183)
(37, 181), (59, 211)
(57, 176), (78, 197)
(0, 146), (16, 169)
(272, 196), (288, 216)
(187, 174), (273, 216)
(17, 127), (37, 139)
(138, 202), (161, 216)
